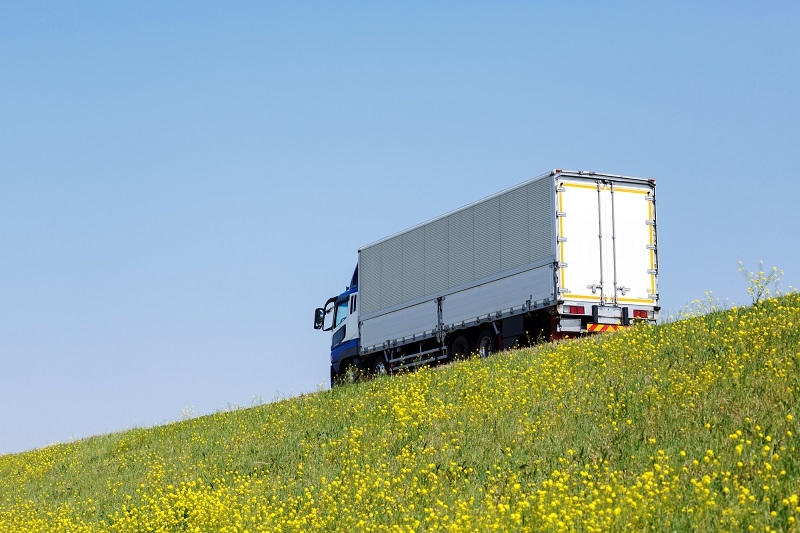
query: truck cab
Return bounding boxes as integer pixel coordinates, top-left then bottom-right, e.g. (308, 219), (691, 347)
(314, 267), (362, 384)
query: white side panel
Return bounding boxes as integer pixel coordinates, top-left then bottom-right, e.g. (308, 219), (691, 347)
(558, 182), (604, 303)
(558, 178), (656, 306)
(612, 184), (657, 304)
(360, 299), (439, 351)
(442, 265), (555, 328)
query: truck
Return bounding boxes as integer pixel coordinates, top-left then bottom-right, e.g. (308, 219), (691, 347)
(314, 169), (659, 384)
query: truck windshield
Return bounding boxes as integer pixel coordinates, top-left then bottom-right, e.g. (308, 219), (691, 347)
(335, 300), (349, 328)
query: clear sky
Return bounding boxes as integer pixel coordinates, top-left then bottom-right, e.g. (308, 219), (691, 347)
(2, 1), (798, 455)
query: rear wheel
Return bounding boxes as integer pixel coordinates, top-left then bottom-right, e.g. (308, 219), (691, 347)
(370, 355), (388, 376)
(476, 328), (496, 358)
(449, 335), (471, 360)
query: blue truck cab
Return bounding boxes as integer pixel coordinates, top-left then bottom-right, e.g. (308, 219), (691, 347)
(314, 266), (363, 384)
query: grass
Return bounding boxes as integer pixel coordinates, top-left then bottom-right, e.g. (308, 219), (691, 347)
(1, 294), (799, 532)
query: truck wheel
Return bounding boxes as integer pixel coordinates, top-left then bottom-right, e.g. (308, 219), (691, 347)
(449, 335), (470, 360)
(370, 355), (388, 376)
(476, 329), (496, 358)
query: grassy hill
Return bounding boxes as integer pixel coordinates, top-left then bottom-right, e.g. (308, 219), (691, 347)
(1, 294), (799, 532)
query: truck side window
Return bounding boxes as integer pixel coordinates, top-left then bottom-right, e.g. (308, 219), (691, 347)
(352, 295), (357, 313)
(335, 300), (349, 327)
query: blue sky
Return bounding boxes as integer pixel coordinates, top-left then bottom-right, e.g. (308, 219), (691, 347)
(2, 1), (798, 454)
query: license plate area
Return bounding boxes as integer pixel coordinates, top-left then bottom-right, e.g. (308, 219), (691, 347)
(592, 305), (627, 325)
(558, 318), (582, 332)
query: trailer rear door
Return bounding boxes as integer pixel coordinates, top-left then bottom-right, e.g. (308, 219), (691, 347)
(557, 176), (657, 307)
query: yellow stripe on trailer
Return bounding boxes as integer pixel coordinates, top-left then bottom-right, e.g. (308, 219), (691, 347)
(587, 323), (622, 333)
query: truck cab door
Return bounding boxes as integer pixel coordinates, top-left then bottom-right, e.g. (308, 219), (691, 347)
(331, 291), (360, 348)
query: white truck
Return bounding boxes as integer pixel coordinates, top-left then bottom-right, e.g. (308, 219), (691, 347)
(314, 169), (659, 384)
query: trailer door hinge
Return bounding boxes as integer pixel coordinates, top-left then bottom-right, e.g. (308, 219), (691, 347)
(646, 219), (656, 226)
(556, 211), (567, 218)
(557, 236), (567, 243)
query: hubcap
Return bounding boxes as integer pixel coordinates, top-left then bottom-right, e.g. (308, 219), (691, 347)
(479, 338), (492, 358)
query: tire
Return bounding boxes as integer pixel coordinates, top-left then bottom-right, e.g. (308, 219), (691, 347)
(370, 355), (388, 376)
(449, 335), (471, 360)
(476, 328), (496, 358)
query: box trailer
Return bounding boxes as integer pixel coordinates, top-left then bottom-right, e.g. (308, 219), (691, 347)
(314, 169), (659, 384)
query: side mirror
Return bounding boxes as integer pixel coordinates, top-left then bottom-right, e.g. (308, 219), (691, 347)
(313, 308), (325, 330)
(314, 296), (337, 332)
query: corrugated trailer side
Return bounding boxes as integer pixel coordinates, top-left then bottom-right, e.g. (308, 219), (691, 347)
(359, 172), (559, 354)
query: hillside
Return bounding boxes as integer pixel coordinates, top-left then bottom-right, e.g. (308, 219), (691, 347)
(1, 294), (799, 532)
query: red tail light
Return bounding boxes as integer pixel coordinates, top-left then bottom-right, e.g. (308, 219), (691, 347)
(633, 309), (649, 319)
(567, 305), (585, 314)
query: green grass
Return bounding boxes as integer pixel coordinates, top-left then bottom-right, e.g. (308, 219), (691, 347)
(1, 294), (799, 532)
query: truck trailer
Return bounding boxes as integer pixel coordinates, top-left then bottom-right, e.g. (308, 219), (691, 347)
(314, 169), (659, 384)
